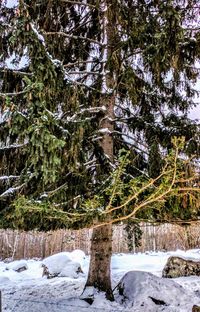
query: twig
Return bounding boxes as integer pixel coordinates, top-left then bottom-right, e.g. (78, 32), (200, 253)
(66, 71), (101, 75)
(0, 90), (29, 97)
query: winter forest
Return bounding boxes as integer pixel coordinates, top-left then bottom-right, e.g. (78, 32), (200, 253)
(0, 0), (200, 311)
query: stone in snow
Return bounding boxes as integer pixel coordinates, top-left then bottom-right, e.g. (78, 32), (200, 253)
(114, 270), (200, 311)
(162, 256), (200, 278)
(5, 260), (28, 272)
(42, 252), (83, 278)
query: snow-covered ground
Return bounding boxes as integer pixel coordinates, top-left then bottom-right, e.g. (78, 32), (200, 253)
(1, 249), (200, 311)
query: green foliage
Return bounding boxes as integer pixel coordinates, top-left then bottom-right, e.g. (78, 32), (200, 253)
(148, 139), (163, 179)
(81, 139), (200, 226)
(0, 196), (70, 231)
(26, 112), (66, 184)
(0, 0), (199, 230)
(0, 140), (199, 230)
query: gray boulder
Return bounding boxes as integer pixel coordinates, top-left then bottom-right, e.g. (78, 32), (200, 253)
(162, 256), (200, 278)
(114, 270), (200, 311)
(5, 260), (28, 272)
(42, 252), (83, 279)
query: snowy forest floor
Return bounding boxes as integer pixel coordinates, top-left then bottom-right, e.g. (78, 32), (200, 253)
(1, 249), (200, 312)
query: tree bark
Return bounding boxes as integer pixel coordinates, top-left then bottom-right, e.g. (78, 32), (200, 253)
(85, 224), (114, 301)
(84, 95), (115, 301)
(83, 97), (115, 302)
(83, 0), (117, 302)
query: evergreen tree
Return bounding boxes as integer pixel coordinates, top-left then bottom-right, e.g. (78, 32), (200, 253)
(0, 0), (200, 301)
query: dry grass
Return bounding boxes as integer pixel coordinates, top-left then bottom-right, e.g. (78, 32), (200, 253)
(0, 223), (200, 260)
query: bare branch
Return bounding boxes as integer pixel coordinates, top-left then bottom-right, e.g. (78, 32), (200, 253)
(183, 27), (200, 31)
(63, 60), (105, 68)
(44, 32), (105, 47)
(0, 69), (32, 76)
(65, 77), (103, 93)
(44, 180), (70, 197)
(0, 90), (29, 97)
(66, 71), (101, 75)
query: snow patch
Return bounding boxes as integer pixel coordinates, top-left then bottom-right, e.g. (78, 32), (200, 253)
(0, 276), (10, 283)
(1, 249), (200, 311)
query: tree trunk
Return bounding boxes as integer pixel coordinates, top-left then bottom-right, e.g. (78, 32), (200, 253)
(83, 95), (115, 301)
(84, 95), (115, 301)
(84, 224), (114, 301)
(82, 0), (117, 302)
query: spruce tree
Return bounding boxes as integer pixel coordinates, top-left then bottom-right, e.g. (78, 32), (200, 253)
(0, 0), (200, 300)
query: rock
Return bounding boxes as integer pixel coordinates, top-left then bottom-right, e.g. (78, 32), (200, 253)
(5, 260), (28, 272)
(41, 264), (55, 278)
(162, 256), (200, 278)
(193, 305), (200, 312)
(16, 266), (27, 273)
(42, 252), (72, 278)
(114, 271), (200, 310)
(42, 252), (83, 278)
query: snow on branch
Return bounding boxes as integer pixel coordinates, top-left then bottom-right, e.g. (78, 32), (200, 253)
(98, 128), (112, 135)
(0, 176), (20, 181)
(30, 23), (105, 91)
(0, 143), (28, 151)
(62, 106), (106, 122)
(0, 184), (25, 199)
